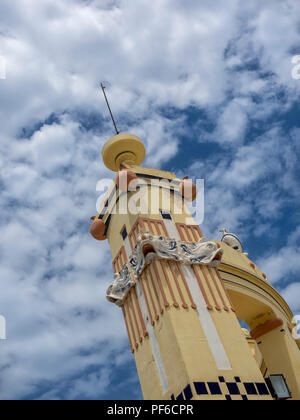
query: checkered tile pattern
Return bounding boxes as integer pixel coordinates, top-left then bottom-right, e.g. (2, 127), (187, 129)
(170, 377), (270, 400)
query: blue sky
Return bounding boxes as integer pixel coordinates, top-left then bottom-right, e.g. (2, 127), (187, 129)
(0, 0), (300, 400)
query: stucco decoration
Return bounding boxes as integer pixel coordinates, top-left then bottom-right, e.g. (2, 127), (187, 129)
(108, 234), (223, 306)
(220, 229), (243, 253)
(106, 263), (135, 306)
(129, 233), (223, 278)
(179, 241), (223, 265)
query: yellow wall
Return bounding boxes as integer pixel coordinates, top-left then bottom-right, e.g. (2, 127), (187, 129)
(99, 152), (299, 400)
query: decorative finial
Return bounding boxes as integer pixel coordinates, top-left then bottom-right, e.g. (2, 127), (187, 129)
(220, 229), (244, 254)
(219, 229), (230, 234)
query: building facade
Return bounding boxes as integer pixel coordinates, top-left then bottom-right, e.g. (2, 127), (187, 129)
(90, 133), (300, 400)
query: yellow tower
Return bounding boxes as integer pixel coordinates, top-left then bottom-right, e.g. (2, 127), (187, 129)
(91, 133), (300, 401)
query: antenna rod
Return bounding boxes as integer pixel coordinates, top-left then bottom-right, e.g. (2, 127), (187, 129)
(100, 83), (119, 135)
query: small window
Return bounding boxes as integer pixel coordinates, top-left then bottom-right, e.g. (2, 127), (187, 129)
(266, 375), (292, 400)
(160, 210), (172, 221)
(121, 227), (128, 240)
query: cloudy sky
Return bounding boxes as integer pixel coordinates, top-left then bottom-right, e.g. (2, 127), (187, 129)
(0, 0), (300, 400)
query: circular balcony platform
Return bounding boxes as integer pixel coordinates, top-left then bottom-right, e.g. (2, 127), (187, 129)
(102, 133), (146, 171)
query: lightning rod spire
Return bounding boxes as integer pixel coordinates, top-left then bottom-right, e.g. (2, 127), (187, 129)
(100, 83), (120, 135)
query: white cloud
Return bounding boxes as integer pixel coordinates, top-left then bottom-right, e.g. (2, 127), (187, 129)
(255, 227), (300, 315)
(214, 99), (250, 144)
(281, 282), (300, 314)
(0, 0), (300, 400)
(258, 245), (300, 284)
